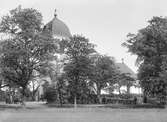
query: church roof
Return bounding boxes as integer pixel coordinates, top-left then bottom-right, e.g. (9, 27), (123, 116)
(116, 63), (137, 79)
(51, 17), (71, 38)
(44, 10), (71, 39)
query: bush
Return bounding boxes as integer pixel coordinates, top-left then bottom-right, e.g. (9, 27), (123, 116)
(147, 97), (166, 105)
(100, 94), (140, 104)
(130, 104), (165, 108)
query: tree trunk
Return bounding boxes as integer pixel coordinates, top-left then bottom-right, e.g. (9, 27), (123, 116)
(58, 90), (63, 107)
(127, 85), (130, 94)
(21, 87), (26, 107)
(97, 89), (101, 104)
(74, 95), (77, 108)
(32, 82), (35, 101)
(143, 90), (147, 103)
(32, 92), (36, 101)
(60, 96), (63, 107)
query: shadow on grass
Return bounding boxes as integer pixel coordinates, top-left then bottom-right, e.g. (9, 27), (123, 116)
(0, 104), (43, 110)
(46, 103), (166, 109)
(98, 104), (166, 109)
(0, 103), (165, 110)
(46, 103), (75, 108)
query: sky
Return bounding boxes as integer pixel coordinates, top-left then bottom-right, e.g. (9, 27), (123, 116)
(0, 0), (167, 73)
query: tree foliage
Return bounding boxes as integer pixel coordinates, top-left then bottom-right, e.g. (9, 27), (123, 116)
(123, 16), (167, 98)
(63, 35), (95, 104)
(0, 6), (57, 98)
(89, 54), (118, 103)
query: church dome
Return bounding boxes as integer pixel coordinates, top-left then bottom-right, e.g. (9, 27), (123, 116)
(52, 17), (71, 38)
(43, 10), (72, 39)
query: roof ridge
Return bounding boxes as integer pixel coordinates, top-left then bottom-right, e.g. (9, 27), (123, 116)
(116, 63), (137, 78)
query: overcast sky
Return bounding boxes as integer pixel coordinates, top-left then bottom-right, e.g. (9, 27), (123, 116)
(0, 0), (167, 73)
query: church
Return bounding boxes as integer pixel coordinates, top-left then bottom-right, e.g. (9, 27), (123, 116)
(37, 10), (141, 99)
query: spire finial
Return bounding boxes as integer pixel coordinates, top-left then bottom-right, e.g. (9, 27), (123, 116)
(54, 9), (57, 17)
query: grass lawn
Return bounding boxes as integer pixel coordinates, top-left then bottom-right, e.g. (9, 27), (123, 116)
(0, 102), (167, 122)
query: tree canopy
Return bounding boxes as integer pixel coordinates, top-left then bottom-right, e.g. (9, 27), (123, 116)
(63, 35), (95, 105)
(89, 54), (118, 103)
(0, 6), (58, 98)
(123, 16), (167, 98)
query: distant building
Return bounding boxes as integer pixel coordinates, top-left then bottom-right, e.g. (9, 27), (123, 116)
(116, 62), (137, 79)
(39, 10), (142, 99)
(102, 61), (142, 95)
(37, 9), (72, 98)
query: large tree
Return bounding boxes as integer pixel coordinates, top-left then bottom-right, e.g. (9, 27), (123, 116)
(0, 6), (57, 103)
(89, 54), (118, 103)
(122, 16), (167, 100)
(63, 35), (95, 107)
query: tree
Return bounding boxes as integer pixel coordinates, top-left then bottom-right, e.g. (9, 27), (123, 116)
(122, 16), (167, 100)
(89, 54), (118, 103)
(56, 74), (68, 106)
(0, 6), (58, 104)
(28, 80), (40, 101)
(63, 35), (95, 107)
